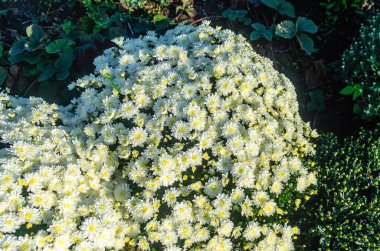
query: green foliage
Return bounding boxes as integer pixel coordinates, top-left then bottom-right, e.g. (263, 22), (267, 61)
(222, 9), (252, 25)
(298, 130), (380, 250)
(250, 23), (273, 41)
(261, 0), (295, 18)
(79, 0), (194, 35)
(222, 2), (318, 55)
(340, 13), (380, 119)
(275, 17), (318, 55)
(1, 0), (194, 102)
(339, 84), (362, 100)
(8, 25), (75, 82)
(320, 0), (369, 25)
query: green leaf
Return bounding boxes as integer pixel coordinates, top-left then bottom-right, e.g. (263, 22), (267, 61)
(55, 53), (74, 70)
(250, 31), (261, 41)
(0, 66), (7, 84)
(23, 65), (41, 77)
(110, 82), (122, 92)
(0, 44), (3, 57)
(251, 23), (267, 31)
(262, 30), (273, 41)
(275, 20), (296, 38)
(153, 14), (167, 23)
(240, 17), (252, 25)
(8, 51), (28, 64)
(38, 65), (56, 82)
(24, 54), (41, 64)
(297, 33), (314, 55)
(296, 17), (318, 34)
(278, 2), (296, 18)
(26, 24), (44, 42)
(353, 90), (361, 100)
(339, 86), (355, 95)
(133, 19), (152, 34)
(9, 40), (26, 56)
(56, 70), (70, 81)
(46, 39), (74, 54)
(261, 0), (282, 9)
(222, 9), (247, 21)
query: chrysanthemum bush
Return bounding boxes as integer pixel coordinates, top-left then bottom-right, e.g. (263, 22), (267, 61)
(340, 13), (380, 119)
(298, 130), (380, 250)
(0, 22), (317, 250)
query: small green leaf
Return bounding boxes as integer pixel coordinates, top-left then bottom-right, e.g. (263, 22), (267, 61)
(9, 40), (26, 56)
(55, 53), (74, 70)
(339, 86), (355, 95)
(297, 33), (314, 55)
(38, 65), (56, 82)
(296, 17), (318, 34)
(250, 31), (261, 41)
(46, 39), (74, 54)
(222, 9), (247, 21)
(23, 65), (40, 77)
(262, 30), (273, 41)
(24, 54), (41, 64)
(251, 23), (267, 31)
(26, 24), (44, 42)
(110, 82), (122, 92)
(8, 51), (28, 64)
(261, 0), (282, 9)
(0, 66), (7, 84)
(240, 17), (252, 25)
(275, 20), (296, 38)
(352, 90), (361, 100)
(153, 14), (167, 23)
(278, 2), (296, 18)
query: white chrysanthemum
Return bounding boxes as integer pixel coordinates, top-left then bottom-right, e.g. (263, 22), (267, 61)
(0, 22), (316, 250)
(243, 221), (262, 241)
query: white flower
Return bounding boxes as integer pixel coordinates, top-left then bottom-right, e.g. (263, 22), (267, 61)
(204, 178), (223, 198)
(173, 202), (193, 223)
(0, 213), (22, 233)
(243, 221), (261, 241)
(129, 127), (148, 147)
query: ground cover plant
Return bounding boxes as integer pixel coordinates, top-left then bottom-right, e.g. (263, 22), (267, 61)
(297, 129), (380, 250)
(0, 22), (318, 250)
(222, 0), (318, 55)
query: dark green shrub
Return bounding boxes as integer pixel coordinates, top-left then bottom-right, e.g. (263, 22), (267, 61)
(298, 130), (380, 250)
(340, 13), (380, 119)
(320, 0), (371, 25)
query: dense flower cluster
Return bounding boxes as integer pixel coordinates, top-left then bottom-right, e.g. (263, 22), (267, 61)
(0, 22), (317, 250)
(341, 13), (380, 119)
(299, 130), (380, 250)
